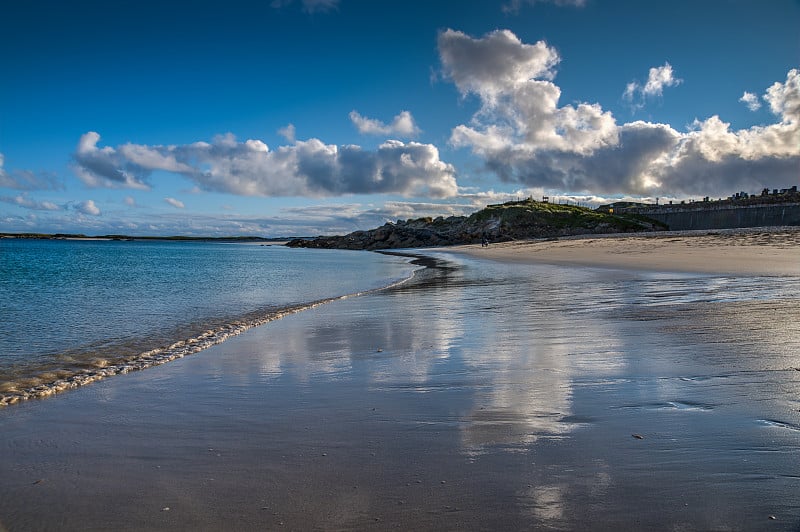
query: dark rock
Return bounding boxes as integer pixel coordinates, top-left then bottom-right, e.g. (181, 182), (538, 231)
(286, 199), (665, 250)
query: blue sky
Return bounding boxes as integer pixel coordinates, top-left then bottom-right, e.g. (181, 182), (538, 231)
(1, 0), (798, 236)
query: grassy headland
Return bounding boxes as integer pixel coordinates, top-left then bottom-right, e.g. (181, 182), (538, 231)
(288, 199), (666, 250)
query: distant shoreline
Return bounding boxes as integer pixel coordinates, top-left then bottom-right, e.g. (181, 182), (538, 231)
(0, 232), (293, 244)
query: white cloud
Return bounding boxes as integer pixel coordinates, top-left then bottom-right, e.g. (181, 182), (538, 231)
(643, 63), (682, 97)
(443, 29), (617, 157)
(0, 193), (60, 211)
(739, 91), (762, 111)
(124, 196), (136, 207)
(118, 143), (193, 174)
(349, 110), (421, 137)
(165, 197), (185, 209)
(622, 82), (638, 103)
(0, 153), (63, 191)
(76, 200), (101, 216)
(270, 0), (339, 13)
(623, 62), (682, 110)
(438, 29), (560, 103)
(73, 132), (151, 190)
(502, 0), (586, 13)
(72, 132), (458, 199)
(764, 68), (800, 120)
(440, 29), (800, 197)
(278, 123), (296, 142)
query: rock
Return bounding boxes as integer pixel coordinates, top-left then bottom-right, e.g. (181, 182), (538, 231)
(286, 199), (663, 251)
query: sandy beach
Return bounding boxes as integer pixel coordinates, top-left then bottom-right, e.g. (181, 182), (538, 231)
(449, 227), (800, 276)
(1, 230), (800, 530)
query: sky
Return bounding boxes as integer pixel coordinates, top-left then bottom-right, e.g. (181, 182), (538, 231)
(1, 0), (798, 237)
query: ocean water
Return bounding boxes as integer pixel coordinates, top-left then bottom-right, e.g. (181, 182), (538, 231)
(0, 239), (418, 405)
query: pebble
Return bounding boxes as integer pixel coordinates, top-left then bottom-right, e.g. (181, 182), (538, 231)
(162, 507), (170, 512)
(632, 434), (644, 439)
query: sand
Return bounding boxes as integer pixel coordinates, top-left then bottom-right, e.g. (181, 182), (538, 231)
(450, 227), (800, 276)
(1, 230), (800, 530)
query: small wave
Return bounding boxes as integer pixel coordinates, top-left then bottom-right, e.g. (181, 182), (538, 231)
(759, 419), (800, 432)
(617, 400), (715, 412)
(0, 268), (420, 407)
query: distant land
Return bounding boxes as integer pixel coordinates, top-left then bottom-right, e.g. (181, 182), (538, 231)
(289, 186), (800, 250)
(287, 199), (666, 250)
(0, 234), (288, 243)
(4, 187), (796, 248)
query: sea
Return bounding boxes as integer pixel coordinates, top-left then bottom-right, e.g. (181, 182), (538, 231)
(0, 238), (419, 405)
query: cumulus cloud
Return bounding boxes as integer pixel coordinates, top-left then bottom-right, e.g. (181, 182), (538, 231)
(72, 132), (458, 199)
(764, 68), (800, 119)
(643, 63), (682, 97)
(73, 132), (152, 189)
(349, 110), (421, 137)
(739, 91), (762, 112)
(165, 197), (185, 209)
(623, 63), (682, 110)
(439, 29), (560, 104)
(0, 193), (60, 211)
(76, 200), (101, 216)
(441, 29), (800, 197)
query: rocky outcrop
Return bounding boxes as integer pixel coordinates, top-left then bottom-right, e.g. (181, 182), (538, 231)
(287, 199), (665, 250)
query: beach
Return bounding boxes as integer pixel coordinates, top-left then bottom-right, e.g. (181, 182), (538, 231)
(449, 227), (800, 276)
(1, 230), (799, 530)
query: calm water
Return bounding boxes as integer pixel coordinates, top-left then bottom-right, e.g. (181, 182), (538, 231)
(0, 239), (418, 404)
(1, 250), (798, 530)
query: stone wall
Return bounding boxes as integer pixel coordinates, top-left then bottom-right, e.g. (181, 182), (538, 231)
(630, 203), (800, 231)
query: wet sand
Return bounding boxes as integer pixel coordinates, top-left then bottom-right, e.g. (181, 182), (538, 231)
(450, 227), (800, 276)
(1, 238), (800, 530)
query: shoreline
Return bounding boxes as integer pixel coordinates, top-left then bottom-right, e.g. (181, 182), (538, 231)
(0, 255), (426, 408)
(443, 226), (800, 276)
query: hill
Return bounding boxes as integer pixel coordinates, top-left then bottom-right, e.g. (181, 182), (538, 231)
(286, 199), (665, 250)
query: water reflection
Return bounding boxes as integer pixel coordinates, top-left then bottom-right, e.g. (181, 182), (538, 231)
(204, 250), (800, 463)
(452, 261), (632, 453)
